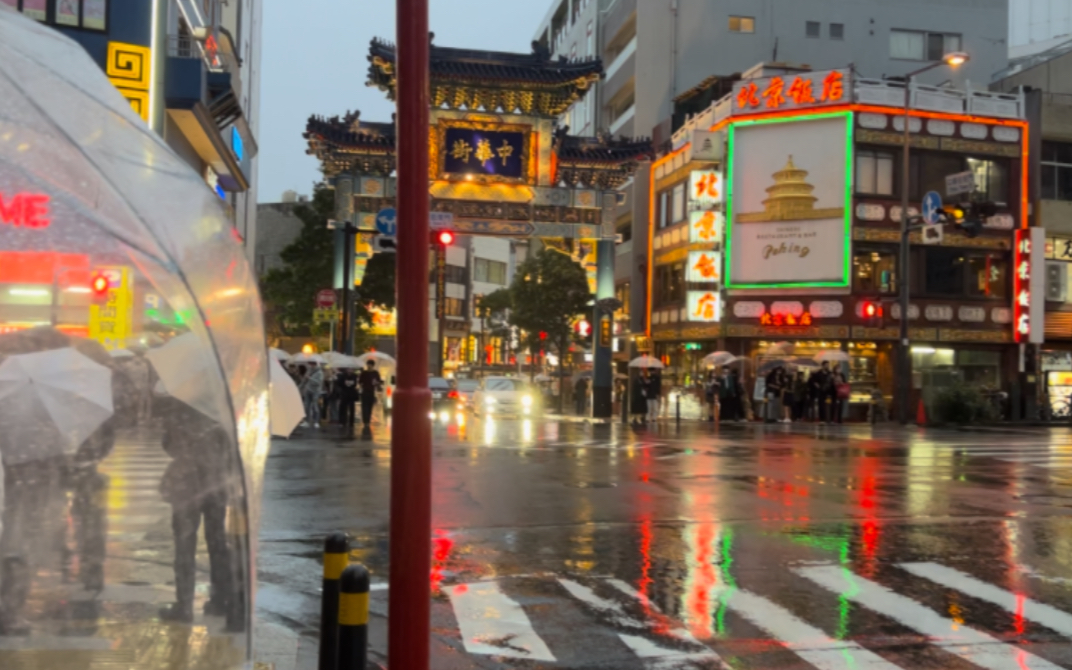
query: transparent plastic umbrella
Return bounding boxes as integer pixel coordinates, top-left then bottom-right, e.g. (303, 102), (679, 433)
(269, 357), (304, 437)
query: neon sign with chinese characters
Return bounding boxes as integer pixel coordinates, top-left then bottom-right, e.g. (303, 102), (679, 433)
(689, 211), (723, 245)
(732, 69), (849, 117)
(759, 312), (813, 327)
(1014, 227), (1044, 344)
(687, 291), (721, 322)
(688, 169), (723, 208)
(0, 192), (51, 229)
(686, 251), (722, 283)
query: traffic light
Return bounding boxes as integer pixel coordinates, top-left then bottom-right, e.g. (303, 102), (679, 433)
(943, 201), (997, 239)
(433, 230), (455, 247)
(861, 300), (884, 328)
(90, 273), (110, 300)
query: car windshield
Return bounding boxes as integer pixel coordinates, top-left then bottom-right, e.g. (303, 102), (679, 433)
(486, 378), (523, 391)
(429, 378), (452, 389)
(456, 380), (480, 391)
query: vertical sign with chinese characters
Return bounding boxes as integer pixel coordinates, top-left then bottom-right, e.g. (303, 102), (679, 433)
(686, 251), (722, 283)
(688, 211), (723, 245)
(732, 69), (849, 117)
(88, 266), (133, 350)
(688, 170), (723, 210)
(687, 291), (721, 322)
(435, 246), (447, 318)
(1014, 228), (1046, 343)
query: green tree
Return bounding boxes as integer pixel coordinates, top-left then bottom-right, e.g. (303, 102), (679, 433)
(509, 249), (592, 409)
(261, 183), (395, 340)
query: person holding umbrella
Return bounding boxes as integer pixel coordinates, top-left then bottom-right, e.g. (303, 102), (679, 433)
(357, 360), (384, 428)
(300, 362), (324, 429)
(630, 370), (649, 424)
(338, 367), (360, 434)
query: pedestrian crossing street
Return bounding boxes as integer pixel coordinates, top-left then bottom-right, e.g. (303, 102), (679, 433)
(436, 561), (1072, 668)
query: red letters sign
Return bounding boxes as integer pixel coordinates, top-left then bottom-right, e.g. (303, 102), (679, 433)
(0, 192), (51, 229)
(760, 312), (813, 327)
(733, 69), (848, 116)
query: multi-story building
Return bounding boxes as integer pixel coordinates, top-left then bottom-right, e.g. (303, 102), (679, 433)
(532, 0), (1011, 373)
(993, 43), (1072, 417)
(4, 0), (262, 260)
(649, 67), (1029, 421)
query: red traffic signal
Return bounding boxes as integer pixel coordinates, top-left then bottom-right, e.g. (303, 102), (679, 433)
(864, 302), (879, 318)
(90, 273), (110, 296)
(861, 301), (884, 327)
(436, 230), (454, 246)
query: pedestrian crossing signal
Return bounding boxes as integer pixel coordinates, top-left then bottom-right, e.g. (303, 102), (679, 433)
(862, 301), (883, 328)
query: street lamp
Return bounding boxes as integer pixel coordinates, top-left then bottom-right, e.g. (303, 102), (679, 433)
(896, 51), (970, 424)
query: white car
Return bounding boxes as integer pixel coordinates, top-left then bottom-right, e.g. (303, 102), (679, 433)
(473, 377), (540, 417)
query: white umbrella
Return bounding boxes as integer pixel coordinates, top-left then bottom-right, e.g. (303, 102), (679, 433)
(629, 355), (664, 369)
(765, 341), (795, 356)
(145, 332), (228, 424)
(108, 348), (135, 358)
(354, 351), (396, 368)
(269, 357), (304, 438)
(291, 352), (326, 364)
(269, 348), (291, 362)
(321, 351), (364, 368)
(813, 350), (851, 363)
(0, 348), (113, 462)
(702, 351), (737, 367)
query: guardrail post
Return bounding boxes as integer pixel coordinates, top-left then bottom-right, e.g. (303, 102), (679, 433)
(337, 564), (370, 670)
(319, 533), (349, 670)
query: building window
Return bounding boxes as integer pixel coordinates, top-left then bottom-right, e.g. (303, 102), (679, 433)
(890, 29), (961, 60)
(806, 21), (820, 38)
(921, 248), (1008, 298)
(1042, 141), (1072, 201)
(615, 282), (630, 316)
(830, 23), (844, 39)
(854, 249), (897, 294)
(616, 214), (632, 243)
(443, 298), (466, 318)
(856, 150), (895, 195)
(473, 258), (507, 285)
(911, 153), (1007, 204)
(658, 189), (670, 229)
(671, 183), (685, 223)
(728, 16), (754, 33)
(923, 248), (964, 296)
(966, 254), (1008, 299)
(7, 0), (106, 29)
(443, 265), (466, 284)
(966, 157), (1008, 205)
(655, 263), (685, 306)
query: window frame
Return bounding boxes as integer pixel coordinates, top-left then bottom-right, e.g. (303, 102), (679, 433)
(806, 20), (821, 38)
(1042, 140), (1072, 201)
(830, 22), (844, 40)
(855, 148), (896, 196)
(917, 248), (1009, 300)
(852, 247), (898, 295)
(9, 0), (108, 31)
(890, 28), (963, 61)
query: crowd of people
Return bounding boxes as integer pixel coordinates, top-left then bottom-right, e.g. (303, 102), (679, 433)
(285, 359), (386, 434)
(707, 360), (852, 425)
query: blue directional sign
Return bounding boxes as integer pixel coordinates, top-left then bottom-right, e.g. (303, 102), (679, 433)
(922, 191), (943, 225)
(375, 207), (397, 236)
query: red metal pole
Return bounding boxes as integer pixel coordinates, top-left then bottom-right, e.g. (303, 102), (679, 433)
(390, 0), (431, 667)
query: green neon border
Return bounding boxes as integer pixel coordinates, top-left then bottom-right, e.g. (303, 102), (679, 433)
(725, 110), (854, 290)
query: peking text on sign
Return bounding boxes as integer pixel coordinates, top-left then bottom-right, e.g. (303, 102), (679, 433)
(732, 69), (849, 117)
(0, 192), (51, 229)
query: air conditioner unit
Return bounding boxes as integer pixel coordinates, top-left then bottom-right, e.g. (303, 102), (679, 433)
(1045, 261), (1067, 302)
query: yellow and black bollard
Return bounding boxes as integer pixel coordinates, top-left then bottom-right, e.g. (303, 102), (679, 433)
(318, 533), (349, 670)
(337, 563), (370, 670)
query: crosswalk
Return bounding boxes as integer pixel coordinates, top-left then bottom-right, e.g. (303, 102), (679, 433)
(930, 441), (1072, 471)
(436, 561), (1072, 668)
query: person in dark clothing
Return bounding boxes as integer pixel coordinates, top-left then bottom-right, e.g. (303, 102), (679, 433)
(630, 372), (648, 424)
(830, 369), (848, 424)
(574, 377), (589, 416)
(338, 369), (359, 433)
(158, 400), (234, 623)
(764, 366), (784, 423)
(792, 371), (808, 421)
(704, 371), (719, 421)
(357, 360), (383, 426)
(646, 369), (662, 421)
(811, 362), (832, 423)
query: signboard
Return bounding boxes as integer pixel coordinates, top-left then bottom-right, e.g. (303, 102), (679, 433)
(688, 169), (723, 209)
(435, 246), (446, 318)
(945, 170), (974, 196)
(375, 207), (397, 236)
(686, 250), (722, 283)
(1048, 236), (1072, 261)
(732, 69), (848, 117)
(922, 191), (942, 225)
(1042, 351), (1072, 372)
(231, 126), (244, 163)
(687, 291), (721, 322)
(88, 266), (132, 351)
(726, 112), (852, 289)
(689, 211), (723, 245)
(442, 126), (527, 180)
(430, 211), (454, 230)
(599, 316), (611, 347)
(313, 308), (339, 324)
(368, 305), (397, 336)
(0, 191), (50, 228)
(316, 289), (336, 308)
(1014, 227), (1045, 344)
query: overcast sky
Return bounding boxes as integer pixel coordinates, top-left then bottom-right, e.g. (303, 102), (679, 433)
(257, 1), (552, 202)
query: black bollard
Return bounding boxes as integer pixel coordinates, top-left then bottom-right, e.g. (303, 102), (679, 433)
(675, 392), (681, 424)
(319, 533), (349, 670)
(337, 564), (370, 670)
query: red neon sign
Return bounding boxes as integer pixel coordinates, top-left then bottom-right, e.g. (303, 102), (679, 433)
(0, 192), (51, 229)
(737, 72), (844, 112)
(759, 312), (813, 327)
(1014, 229), (1031, 342)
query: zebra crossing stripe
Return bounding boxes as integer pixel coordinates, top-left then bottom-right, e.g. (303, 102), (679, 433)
(447, 580), (556, 662)
(711, 587), (903, 669)
(796, 565), (1066, 670)
(899, 562), (1072, 638)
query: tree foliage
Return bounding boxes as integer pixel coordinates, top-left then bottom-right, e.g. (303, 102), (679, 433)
(509, 249), (591, 358)
(261, 183), (396, 337)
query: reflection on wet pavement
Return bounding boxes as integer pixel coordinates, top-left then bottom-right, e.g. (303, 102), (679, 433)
(0, 428), (245, 670)
(260, 420), (1072, 669)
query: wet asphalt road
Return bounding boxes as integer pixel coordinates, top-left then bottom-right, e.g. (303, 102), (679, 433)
(256, 416), (1072, 669)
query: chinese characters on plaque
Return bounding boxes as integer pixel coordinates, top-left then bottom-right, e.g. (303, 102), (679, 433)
(732, 69), (849, 116)
(759, 312), (813, 327)
(686, 251), (722, 283)
(688, 170), (723, 209)
(687, 291), (721, 323)
(689, 211), (723, 244)
(443, 127), (525, 179)
(1014, 227), (1045, 344)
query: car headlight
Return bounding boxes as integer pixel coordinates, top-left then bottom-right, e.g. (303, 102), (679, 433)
(485, 396), (497, 404)
(521, 395), (533, 407)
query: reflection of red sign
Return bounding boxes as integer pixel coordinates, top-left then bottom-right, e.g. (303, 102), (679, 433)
(760, 312), (813, 327)
(0, 192), (50, 229)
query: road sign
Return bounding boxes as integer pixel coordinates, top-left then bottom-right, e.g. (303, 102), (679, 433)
(375, 207), (397, 236)
(945, 171), (975, 196)
(313, 308), (339, 324)
(921, 224), (944, 246)
(430, 211), (454, 230)
(316, 289), (336, 308)
(921, 191), (943, 225)
(373, 236), (397, 253)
